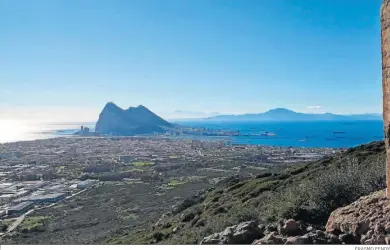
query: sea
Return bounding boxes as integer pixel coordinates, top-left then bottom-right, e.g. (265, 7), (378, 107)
(177, 120), (384, 149)
(0, 120), (95, 144)
(0, 119), (384, 148)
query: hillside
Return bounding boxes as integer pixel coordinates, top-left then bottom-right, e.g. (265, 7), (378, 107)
(206, 108), (382, 122)
(107, 141), (386, 244)
(95, 103), (173, 135)
(1, 140), (385, 245)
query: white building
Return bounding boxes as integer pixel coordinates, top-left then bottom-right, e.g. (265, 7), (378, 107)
(76, 180), (92, 189)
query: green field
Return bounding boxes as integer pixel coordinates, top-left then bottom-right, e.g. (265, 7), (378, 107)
(132, 161), (154, 167)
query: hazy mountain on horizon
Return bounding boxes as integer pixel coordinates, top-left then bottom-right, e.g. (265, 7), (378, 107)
(202, 108), (382, 122)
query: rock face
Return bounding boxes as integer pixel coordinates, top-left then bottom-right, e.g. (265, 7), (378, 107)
(253, 232), (285, 245)
(382, 0), (390, 198)
(252, 219), (340, 245)
(95, 102), (173, 135)
(325, 189), (390, 244)
(201, 219), (341, 245)
(200, 221), (265, 244)
(200, 190), (390, 245)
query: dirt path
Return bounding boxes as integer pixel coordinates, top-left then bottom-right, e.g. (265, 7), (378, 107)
(7, 209), (35, 233)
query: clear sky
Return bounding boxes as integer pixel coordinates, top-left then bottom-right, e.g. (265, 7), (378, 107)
(0, 0), (383, 121)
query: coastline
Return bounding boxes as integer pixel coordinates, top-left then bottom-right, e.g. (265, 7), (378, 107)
(0, 131), (375, 150)
(0, 120), (383, 149)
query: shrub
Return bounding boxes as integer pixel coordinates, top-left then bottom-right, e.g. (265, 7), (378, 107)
(264, 156), (386, 225)
(20, 216), (50, 233)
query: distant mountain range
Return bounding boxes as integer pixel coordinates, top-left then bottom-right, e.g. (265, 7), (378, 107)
(203, 108), (382, 122)
(94, 104), (382, 136)
(95, 103), (173, 135)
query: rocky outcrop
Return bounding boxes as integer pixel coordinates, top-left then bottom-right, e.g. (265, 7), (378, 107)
(253, 232), (285, 244)
(200, 189), (390, 245)
(200, 221), (265, 244)
(325, 189), (390, 244)
(95, 102), (173, 136)
(382, 0), (390, 199)
(200, 219), (342, 245)
(252, 219), (340, 245)
(254, 230), (340, 245)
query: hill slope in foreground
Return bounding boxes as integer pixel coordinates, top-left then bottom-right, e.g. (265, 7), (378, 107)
(3, 141), (386, 244)
(108, 141), (386, 244)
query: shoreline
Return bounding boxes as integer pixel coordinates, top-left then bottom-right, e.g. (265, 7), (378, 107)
(0, 119), (383, 148)
(0, 134), (352, 150)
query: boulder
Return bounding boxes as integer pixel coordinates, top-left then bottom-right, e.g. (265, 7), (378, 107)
(285, 236), (306, 244)
(325, 189), (390, 245)
(200, 233), (223, 245)
(278, 219), (301, 236)
(253, 232), (285, 245)
(231, 221), (265, 244)
(200, 221), (264, 244)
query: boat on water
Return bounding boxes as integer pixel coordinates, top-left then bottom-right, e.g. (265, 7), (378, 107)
(260, 131), (276, 137)
(333, 131), (346, 134)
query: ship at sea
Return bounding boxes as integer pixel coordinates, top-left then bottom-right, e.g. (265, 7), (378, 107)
(259, 131), (276, 137)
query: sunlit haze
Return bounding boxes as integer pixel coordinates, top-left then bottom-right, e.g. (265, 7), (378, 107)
(0, 0), (383, 122)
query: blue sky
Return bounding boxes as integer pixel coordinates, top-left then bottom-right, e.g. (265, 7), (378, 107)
(0, 0), (383, 121)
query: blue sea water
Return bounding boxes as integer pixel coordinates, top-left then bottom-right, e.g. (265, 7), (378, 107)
(2, 120), (382, 149)
(176, 120), (384, 148)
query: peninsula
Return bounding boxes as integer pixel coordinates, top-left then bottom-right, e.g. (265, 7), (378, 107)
(95, 102), (174, 136)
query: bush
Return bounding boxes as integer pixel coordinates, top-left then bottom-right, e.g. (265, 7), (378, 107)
(181, 205), (202, 222)
(20, 216), (49, 233)
(264, 156), (386, 225)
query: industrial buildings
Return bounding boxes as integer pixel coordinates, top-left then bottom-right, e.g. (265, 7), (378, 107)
(7, 201), (34, 216)
(22, 193), (66, 204)
(76, 180), (92, 189)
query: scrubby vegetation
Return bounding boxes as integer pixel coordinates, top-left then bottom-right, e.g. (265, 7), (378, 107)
(20, 216), (50, 233)
(168, 179), (187, 187)
(264, 156), (385, 224)
(111, 141), (386, 244)
(4, 139), (384, 245)
(133, 162), (154, 167)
